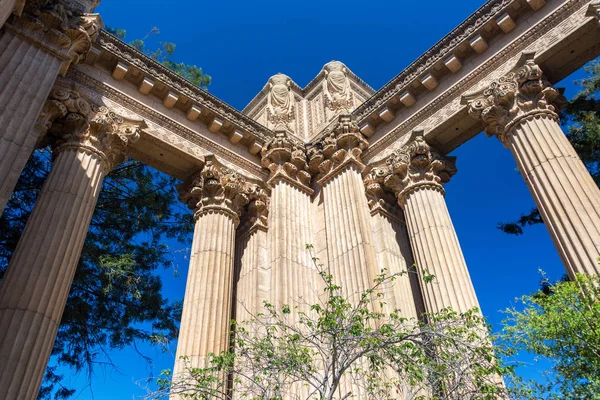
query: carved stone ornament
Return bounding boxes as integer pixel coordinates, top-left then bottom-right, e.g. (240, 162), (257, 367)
(267, 73), (295, 131)
(260, 131), (312, 192)
(308, 114), (369, 183)
(370, 129), (456, 206)
(323, 61), (353, 114)
(178, 159), (267, 227)
(48, 101), (145, 171)
(9, 1), (103, 76)
(463, 52), (566, 146)
(363, 165), (399, 216)
(240, 184), (270, 233)
(587, 1), (600, 25)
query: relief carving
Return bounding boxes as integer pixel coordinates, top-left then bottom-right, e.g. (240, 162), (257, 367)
(178, 159), (269, 227)
(324, 61), (353, 114)
(463, 53), (565, 146)
(307, 114), (368, 183)
(261, 131), (312, 192)
(267, 73), (295, 132)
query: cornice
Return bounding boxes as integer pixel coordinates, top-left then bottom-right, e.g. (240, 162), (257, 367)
(364, 0), (585, 161)
(67, 68), (268, 180)
(352, 0), (513, 122)
(96, 30), (273, 145)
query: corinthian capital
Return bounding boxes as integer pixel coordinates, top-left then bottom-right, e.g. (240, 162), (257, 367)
(178, 159), (265, 226)
(261, 131), (312, 193)
(9, 2), (103, 75)
(374, 129), (456, 206)
(307, 114), (369, 183)
(49, 106), (145, 171)
(463, 52), (565, 146)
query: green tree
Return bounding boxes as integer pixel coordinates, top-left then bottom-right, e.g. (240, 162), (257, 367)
(0, 148), (194, 398)
(142, 248), (509, 400)
(106, 26), (212, 89)
(499, 59), (600, 235)
(499, 273), (600, 398)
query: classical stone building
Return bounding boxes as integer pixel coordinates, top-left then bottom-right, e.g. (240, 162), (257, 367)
(0, 0), (599, 398)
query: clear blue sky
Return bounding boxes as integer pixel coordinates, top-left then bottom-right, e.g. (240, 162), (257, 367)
(57, 0), (590, 397)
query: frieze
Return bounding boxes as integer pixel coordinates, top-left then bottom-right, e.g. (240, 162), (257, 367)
(365, 0), (585, 162)
(67, 68), (268, 180)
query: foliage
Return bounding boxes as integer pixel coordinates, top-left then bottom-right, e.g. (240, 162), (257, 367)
(141, 246), (509, 400)
(499, 58), (600, 235)
(0, 149), (194, 398)
(499, 273), (600, 399)
(105, 26), (212, 89)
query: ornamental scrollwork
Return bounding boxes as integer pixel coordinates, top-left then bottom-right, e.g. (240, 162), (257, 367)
(463, 53), (565, 146)
(10, 2), (103, 76)
(261, 131), (311, 191)
(307, 114), (368, 182)
(364, 130), (456, 207)
(178, 160), (269, 227)
(49, 106), (144, 171)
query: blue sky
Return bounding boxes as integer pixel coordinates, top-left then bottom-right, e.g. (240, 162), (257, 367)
(58, 0), (591, 397)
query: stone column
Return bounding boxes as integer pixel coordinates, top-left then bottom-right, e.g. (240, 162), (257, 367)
(0, 0), (23, 30)
(465, 53), (600, 278)
(261, 132), (321, 315)
(309, 115), (379, 302)
(173, 159), (252, 380)
(234, 192), (269, 323)
(0, 107), (142, 400)
(0, 9), (101, 215)
(364, 170), (424, 319)
(382, 131), (480, 314)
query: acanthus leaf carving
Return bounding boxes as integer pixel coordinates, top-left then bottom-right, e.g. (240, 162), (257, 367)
(178, 159), (269, 227)
(261, 131), (311, 191)
(49, 102), (145, 171)
(308, 114), (368, 183)
(463, 53), (566, 146)
(372, 129), (456, 207)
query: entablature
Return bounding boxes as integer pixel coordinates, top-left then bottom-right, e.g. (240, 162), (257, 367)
(85, 31), (271, 158)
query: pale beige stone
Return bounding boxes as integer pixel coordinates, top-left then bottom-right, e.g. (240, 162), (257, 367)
(378, 106), (395, 122)
(208, 117), (223, 133)
(163, 92), (179, 108)
(420, 73), (438, 91)
(229, 129), (243, 144)
(186, 105), (201, 121)
(0, 107), (141, 400)
(496, 13), (516, 33)
(527, 0), (546, 11)
(138, 77), (155, 94)
(399, 90), (416, 107)
(444, 54), (462, 73)
(469, 34), (488, 54)
(465, 56), (600, 277)
(360, 120), (375, 136)
(112, 61), (128, 80)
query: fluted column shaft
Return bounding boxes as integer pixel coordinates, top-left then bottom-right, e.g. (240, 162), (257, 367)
(370, 210), (424, 319)
(268, 180), (321, 312)
(0, 146), (107, 399)
(235, 227), (268, 323)
(402, 185), (479, 314)
(173, 210), (236, 375)
(507, 114), (600, 277)
(322, 164), (379, 301)
(0, 29), (63, 214)
(465, 55), (600, 278)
